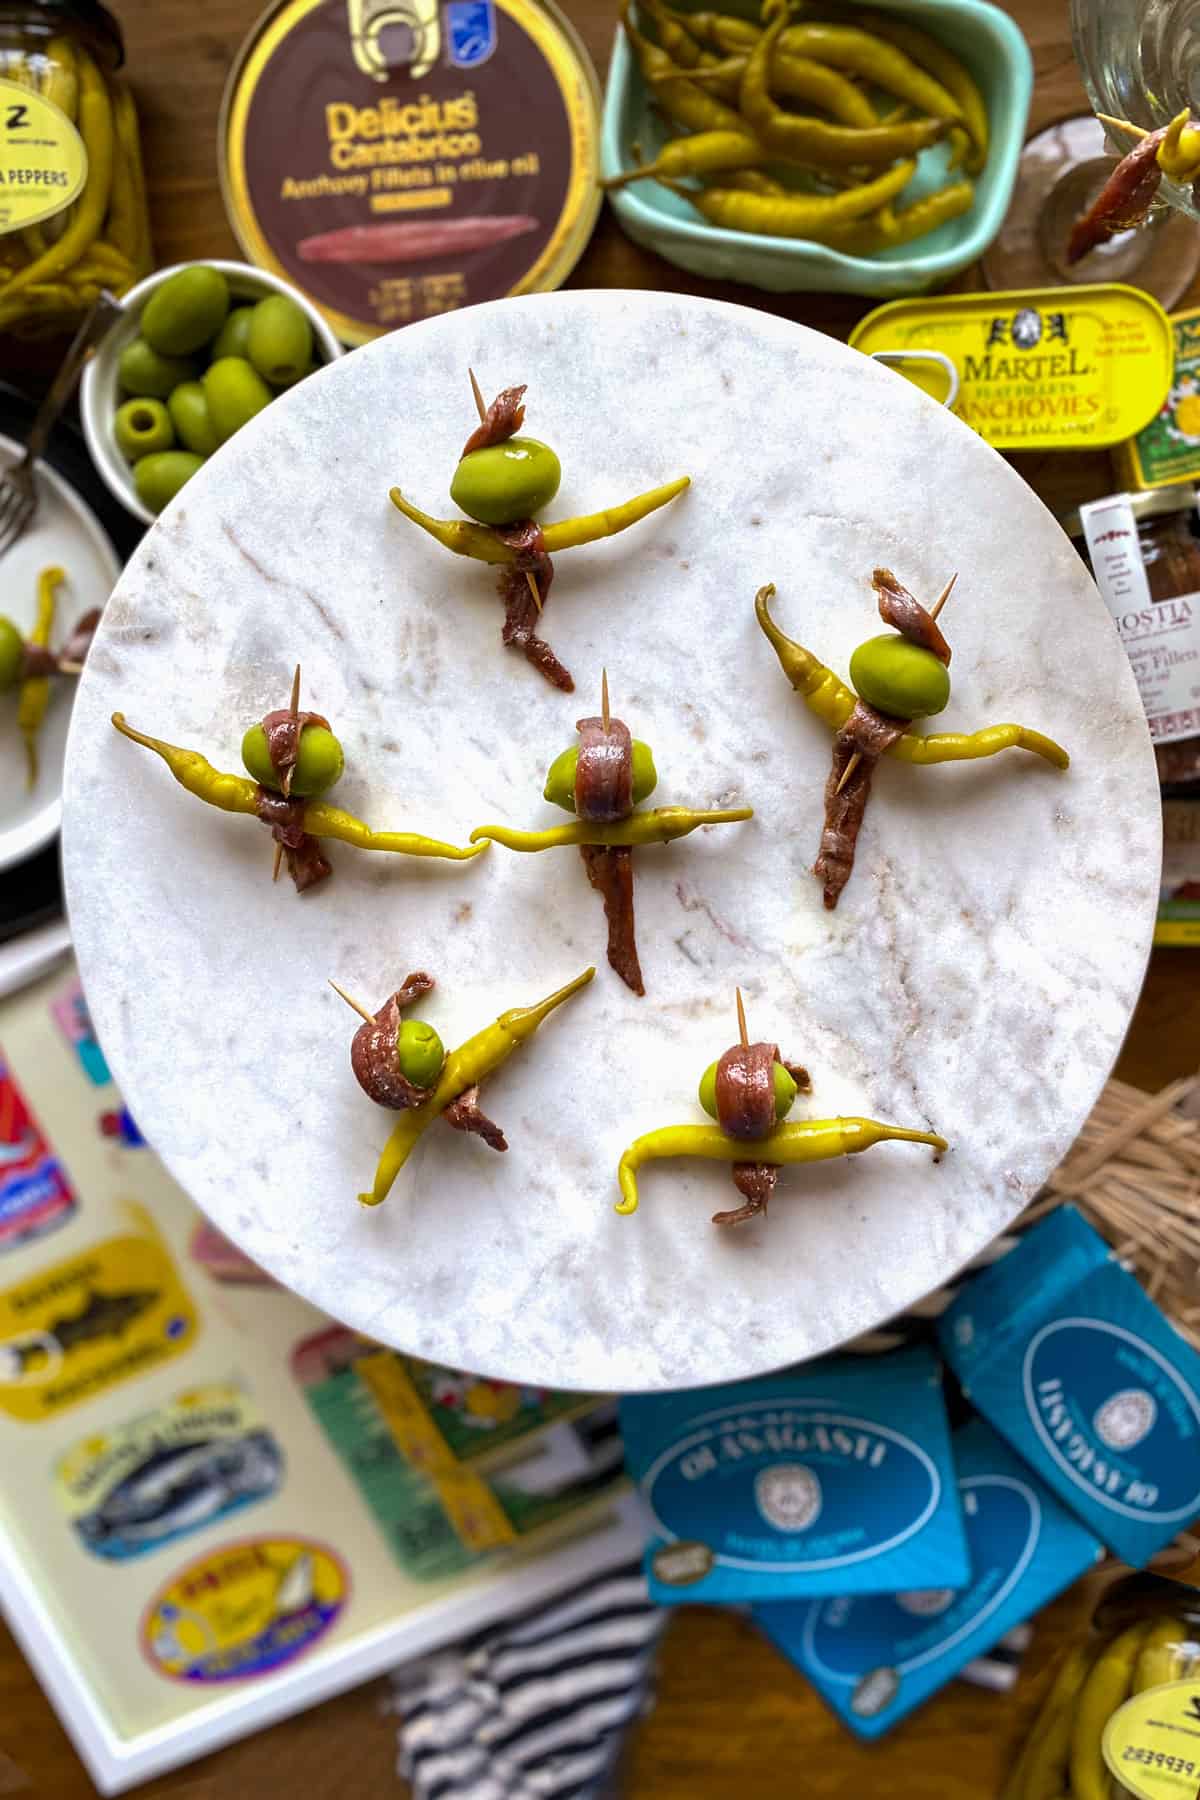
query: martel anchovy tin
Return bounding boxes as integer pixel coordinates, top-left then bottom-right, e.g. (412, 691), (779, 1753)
(220, 0), (602, 344)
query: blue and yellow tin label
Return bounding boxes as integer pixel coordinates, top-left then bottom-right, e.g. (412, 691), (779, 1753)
(141, 1537), (348, 1683)
(0, 1214), (199, 1423)
(56, 1383), (284, 1560)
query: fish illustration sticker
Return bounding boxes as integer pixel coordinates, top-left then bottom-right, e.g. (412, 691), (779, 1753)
(56, 1384), (284, 1559)
(142, 1537), (348, 1682)
(0, 1053), (77, 1252)
(0, 1217), (199, 1422)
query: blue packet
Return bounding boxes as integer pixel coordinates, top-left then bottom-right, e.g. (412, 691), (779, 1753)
(938, 1206), (1200, 1568)
(618, 1345), (968, 1605)
(753, 1418), (1102, 1738)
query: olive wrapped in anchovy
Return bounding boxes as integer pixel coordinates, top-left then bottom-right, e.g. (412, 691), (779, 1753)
(615, 991), (946, 1227)
(112, 663), (486, 894)
(389, 373), (690, 692)
(332, 967), (596, 1207)
(756, 573), (1070, 911)
(471, 673), (752, 993)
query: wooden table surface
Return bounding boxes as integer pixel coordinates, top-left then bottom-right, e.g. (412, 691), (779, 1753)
(1, 0), (1195, 1791)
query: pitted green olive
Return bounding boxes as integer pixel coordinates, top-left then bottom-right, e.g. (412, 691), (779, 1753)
(699, 1059), (798, 1122)
(0, 616), (23, 690)
(450, 436), (561, 527)
(542, 740), (658, 812)
(241, 721), (345, 795)
(114, 396), (175, 459)
(849, 634), (950, 719)
(396, 1019), (445, 1088)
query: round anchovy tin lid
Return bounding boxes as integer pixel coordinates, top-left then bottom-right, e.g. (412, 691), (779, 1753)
(220, 0), (602, 344)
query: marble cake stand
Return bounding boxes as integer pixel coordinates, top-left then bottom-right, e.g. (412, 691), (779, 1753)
(62, 290), (1159, 1392)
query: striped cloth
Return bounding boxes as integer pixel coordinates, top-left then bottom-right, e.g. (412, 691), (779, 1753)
(391, 1560), (664, 1799)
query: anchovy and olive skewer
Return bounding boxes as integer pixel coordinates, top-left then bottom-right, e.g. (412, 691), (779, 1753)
(334, 966), (596, 1206)
(470, 672), (752, 993)
(389, 375), (690, 692)
(615, 990), (947, 1224)
(2, 566), (99, 788)
(756, 577), (1069, 910)
(111, 665), (486, 892)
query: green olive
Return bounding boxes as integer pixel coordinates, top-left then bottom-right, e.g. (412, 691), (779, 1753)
(211, 304), (255, 362)
(133, 450), (204, 514)
(699, 1059), (798, 1122)
(396, 1019), (445, 1089)
(204, 356), (273, 445)
(117, 337), (195, 399)
(450, 437), (561, 527)
(247, 294), (313, 388)
(113, 396), (175, 460)
(0, 615), (23, 690)
(141, 265), (231, 356)
(849, 634), (950, 719)
(542, 740), (658, 812)
(240, 720), (345, 796)
(167, 380), (219, 456)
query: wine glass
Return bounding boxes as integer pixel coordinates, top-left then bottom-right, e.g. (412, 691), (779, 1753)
(981, 0), (1200, 303)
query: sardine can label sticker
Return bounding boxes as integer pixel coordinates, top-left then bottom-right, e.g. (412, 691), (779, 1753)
(0, 1222), (199, 1422)
(141, 1537), (349, 1683)
(55, 1383), (284, 1560)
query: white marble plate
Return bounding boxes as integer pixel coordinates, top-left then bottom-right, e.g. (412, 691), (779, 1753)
(62, 291), (1159, 1393)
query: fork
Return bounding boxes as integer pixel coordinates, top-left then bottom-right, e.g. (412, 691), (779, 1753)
(0, 290), (125, 560)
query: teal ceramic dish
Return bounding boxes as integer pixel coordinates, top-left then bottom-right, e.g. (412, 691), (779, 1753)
(600, 0), (1033, 296)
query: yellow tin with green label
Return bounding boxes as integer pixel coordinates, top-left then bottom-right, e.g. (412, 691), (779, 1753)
(1103, 1680), (1200, 1798)
(849, 285), (1173, 453)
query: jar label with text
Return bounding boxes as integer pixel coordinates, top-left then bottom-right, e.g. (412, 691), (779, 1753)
(1080, 495), (1200, 745)
(0, 79), (87, 234)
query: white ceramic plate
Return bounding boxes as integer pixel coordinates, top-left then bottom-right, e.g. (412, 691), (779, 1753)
(0, 438), (120, 873)
(62, 291), (1160, 1392)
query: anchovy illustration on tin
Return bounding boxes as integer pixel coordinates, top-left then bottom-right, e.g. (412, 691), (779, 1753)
(0, 1287), (159, 1381)
(75, 1432), (285, 1559)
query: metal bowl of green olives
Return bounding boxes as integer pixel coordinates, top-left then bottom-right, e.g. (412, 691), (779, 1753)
(81, 260), (343, 526)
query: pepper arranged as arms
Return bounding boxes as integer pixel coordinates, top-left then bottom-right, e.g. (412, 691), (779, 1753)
(388, 373), (689, 692)
(470, 673), (752, 994)
(615, 990), (947, 1225)
(111, 663), (485, 893)
(332, 965), (595, 1206)
(1069, 110), (1200, 264)
(2, 566), (99, 788)
(756, 576), (1070, 910)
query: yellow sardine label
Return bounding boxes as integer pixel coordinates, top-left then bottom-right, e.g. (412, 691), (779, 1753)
(0, 1223), (199, 1422)
(142, 1537), (348, 1683)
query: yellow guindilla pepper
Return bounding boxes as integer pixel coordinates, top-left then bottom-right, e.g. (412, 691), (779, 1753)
(619, 0), (745, 135)
(16, 565), (64, 789)
(360, 967), (595, 1205)
(755, 585), (1069, 770)
(616, 1117), (947, 1215)
(110, 714), (488, 860)
(1158, 107), (1200, 183)
(811, 182), (974, 252)
(603, 130), (767, 189)
(1069, 1623), (1149, 1800)
(470, 805), (752, 853)
(112, 83), (152, 275)
(1002, 1644), (1094, 1800)
(741, 14), (947, 167)
(389, 477), (690, 561)
(1133, 1616), (1189, 1692)
(660, 50), (879, 129)
(2, 47), (113, 301)
(672, 158), (918, 239)
(43, 34), (79, 121)
(857, 11), (989, 172)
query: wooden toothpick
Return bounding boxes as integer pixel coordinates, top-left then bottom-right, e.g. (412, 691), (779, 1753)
(1096, 112), (1148, 139)
(736, 987), (749, 1047)
(281, 662), (301, 798)
(58, 659), (85, 676)
(525, 570), (542, 613)
(468, 367), (487, 423)
(930, 571), (957, 620)
(836, 752), (861, 795)
(601, 667), (611, 731)
(329, 979), (375, 1024)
